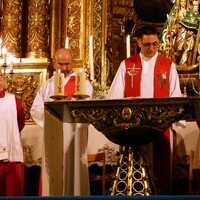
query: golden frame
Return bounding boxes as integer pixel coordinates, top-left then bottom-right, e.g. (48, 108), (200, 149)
(5, 62), (49, 124)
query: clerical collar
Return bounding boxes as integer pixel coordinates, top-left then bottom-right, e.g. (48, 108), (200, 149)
(0, 90), (5, 98)
(65, 71), (74, 77)
(140, 52), (158, 61)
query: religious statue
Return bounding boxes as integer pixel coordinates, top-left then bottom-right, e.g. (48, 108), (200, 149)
(159, 0), (200, 70)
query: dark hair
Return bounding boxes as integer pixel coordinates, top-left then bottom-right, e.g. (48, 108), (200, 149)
(135, 25), (159, 39)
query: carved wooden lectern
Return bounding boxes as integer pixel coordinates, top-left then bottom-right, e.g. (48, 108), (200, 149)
(44, 97), (200, 196)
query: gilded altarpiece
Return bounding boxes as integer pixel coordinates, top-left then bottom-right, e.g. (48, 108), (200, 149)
(0, 0), (50, 124)
(55, 0), (108, 85)
(0, 0), (110, 121)
(5, 64), (48, 123)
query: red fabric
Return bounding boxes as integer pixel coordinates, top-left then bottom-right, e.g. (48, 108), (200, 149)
(154, 55), (171, 97)
(39, 171), (42, 196)
(64, 76), (76, 100)
(0, 162), (23, 196)
(15, 97), (25, 132)
(0, 90), (5, 97)
(153, 129), (171, 194)
(124, 54), (171, 98)
(125, 54), (142, 97)
(125, 54), (172, 194)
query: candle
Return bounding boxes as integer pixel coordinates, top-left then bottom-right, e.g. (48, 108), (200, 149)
(54, 71), (64, 96)
(65, 36), (69, 48)
(89, 35), (94, 80)
(126, 34), (131, 58)
(9, 54), (14, 70)
(199, 61), (200, 79)
(10, 61), (13, 70)
(2, 47), (7, 64)
(0, 38), (2, 56)
(76, 69), (86, 95)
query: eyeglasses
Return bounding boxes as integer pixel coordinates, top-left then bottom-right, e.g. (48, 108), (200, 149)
(141, 41), (159, 48)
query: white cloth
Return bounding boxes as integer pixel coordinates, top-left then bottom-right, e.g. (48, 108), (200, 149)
(30, 72), (93, 196)
(0, 92), (23, 162)
(21, 125), (43, 167)
(107, 52), (182, 99)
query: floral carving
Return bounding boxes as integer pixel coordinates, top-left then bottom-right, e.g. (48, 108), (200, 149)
(5, 74), (38, 123)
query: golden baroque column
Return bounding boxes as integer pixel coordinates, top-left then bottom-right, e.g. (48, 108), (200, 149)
(49, 0), (62, 59)
(2, 0), (23, 57)
(87, 0), (107, 84)
(26, 0), (50, 58)
(53, 0), (108, 85)
(64, 0), (85, 64)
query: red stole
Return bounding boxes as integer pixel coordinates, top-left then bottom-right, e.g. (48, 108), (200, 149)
(64, 76), (75, 100)
(124, 54), (173, 194)
(125, 54), (171, 97)
(125, 54), (142, 97)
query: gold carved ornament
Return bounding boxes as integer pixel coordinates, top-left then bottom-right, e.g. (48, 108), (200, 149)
(5, 74), (38, 123)
(71, 105), (185, 134)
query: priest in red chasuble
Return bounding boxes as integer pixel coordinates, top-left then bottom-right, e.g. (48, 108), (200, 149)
(0, 70), (25, 196)
(107, 25), (182, 194)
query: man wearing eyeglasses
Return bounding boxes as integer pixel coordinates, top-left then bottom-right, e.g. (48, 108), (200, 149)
(107, 25), (182, 194)
(30, 48), (93, 196)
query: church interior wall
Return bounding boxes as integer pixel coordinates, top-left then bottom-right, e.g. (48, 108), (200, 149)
(0, 0), (200, 195)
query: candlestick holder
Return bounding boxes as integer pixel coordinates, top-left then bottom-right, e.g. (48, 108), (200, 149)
(180, 74), (190, 97)
(2, 63), (8, 75)
(50, 95), (68, 100)
(192, 75), (200, 96)
(9, 69), (14, 76)
(1, 63), (14, 76)
(72, 94), (90, 100)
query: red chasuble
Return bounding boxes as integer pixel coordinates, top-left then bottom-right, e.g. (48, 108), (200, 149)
(125, 54), (172, 194)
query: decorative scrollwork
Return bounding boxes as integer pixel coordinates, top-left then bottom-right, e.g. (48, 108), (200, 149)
(5, 74), (38, 123)
(46, 97), (199, 145)
(71, 105), (185, 134)
(26, 0), (50, 58)
(122, 107), (132, 121)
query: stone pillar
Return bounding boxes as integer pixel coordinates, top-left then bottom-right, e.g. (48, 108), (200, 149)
(26, 0), (50, 58)
(2, 0), (23, 58)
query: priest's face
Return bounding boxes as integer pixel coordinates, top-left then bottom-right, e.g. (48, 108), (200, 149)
(0, 71), (5, 91)
(137, 34), (159, 59)
(55, 48), (73, 76)
(57, 59), (73, 76)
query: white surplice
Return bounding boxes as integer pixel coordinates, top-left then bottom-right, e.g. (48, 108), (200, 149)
(0, 93), (23, 162)
(30, 72), (93, 196)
